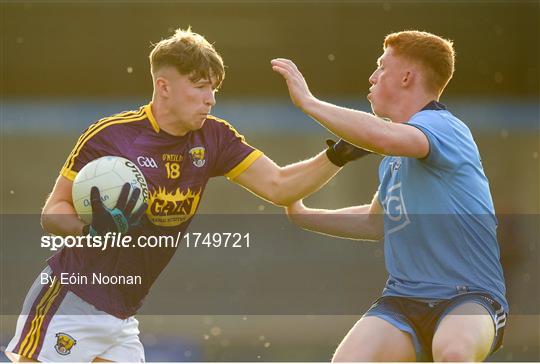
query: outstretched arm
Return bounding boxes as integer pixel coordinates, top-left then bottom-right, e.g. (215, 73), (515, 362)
(232, 151), (340, 206)
(271, 58), (428, 158)
(285, 192), (384, 241)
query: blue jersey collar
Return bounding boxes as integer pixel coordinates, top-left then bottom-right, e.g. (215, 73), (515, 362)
(421, 100), (447, 111)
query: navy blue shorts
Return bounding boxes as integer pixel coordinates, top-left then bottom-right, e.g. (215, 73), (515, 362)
(364, 292), (506, 361)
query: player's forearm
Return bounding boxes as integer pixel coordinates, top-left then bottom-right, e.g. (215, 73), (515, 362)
(286, 203), (383, 241)
(41, 201), (86, 236)
(274, 151), (340, 206)
(303, 98), (393, 155)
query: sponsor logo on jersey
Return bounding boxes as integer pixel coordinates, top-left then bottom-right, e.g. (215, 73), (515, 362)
(147, 187), (201, 226)
(189, 147), (206, 167)
(137, 156), (158, 169)
(162, 153), (183, 162)
(54, 333), (76, 355)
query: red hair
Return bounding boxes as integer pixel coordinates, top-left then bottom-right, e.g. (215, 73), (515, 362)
(384, 30), (455, 95)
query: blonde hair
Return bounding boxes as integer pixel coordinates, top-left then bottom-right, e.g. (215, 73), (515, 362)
(384, 30), (455, 95)
(149, 27), (225, 88)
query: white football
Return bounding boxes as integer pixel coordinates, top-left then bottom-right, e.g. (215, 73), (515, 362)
(72, 156), (149, 223)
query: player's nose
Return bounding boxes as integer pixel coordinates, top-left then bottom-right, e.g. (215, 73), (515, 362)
(205, 90), (216, 106)
(368, 70), (378, 85)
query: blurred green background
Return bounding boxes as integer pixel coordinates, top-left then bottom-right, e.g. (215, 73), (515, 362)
(1, 0), (539, 361)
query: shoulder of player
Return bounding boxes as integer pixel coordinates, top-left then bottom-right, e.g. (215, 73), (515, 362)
(204, 115), (245, 138)
(407, 108), (462, 130)
(204, 114), (234, 129)
(81, 106), (151, 141)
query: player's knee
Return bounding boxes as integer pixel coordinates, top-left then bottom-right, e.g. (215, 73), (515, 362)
(434, 348), (474, 362)
(433, 324), (493, 362)
(432, 339), (478, 362)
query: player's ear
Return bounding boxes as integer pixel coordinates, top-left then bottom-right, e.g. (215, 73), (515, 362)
(401, 70), (413, 87)
(155, 77), (170, 98)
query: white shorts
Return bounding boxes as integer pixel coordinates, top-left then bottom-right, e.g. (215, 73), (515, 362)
(5, 266), (145, 362)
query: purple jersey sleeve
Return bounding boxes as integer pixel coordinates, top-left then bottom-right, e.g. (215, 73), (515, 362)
(60, 125), (119, 181)
(60, 107), (148, 181)
(207, 116), (263, 178)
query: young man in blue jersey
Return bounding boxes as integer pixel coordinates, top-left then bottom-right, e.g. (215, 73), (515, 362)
(273, 30), (507, 361)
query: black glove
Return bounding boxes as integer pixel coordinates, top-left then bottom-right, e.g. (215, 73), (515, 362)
(83, 183), (147, 236)
(325, 139), (371, 167)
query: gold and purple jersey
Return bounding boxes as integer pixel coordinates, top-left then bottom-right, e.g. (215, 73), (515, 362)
(48, 103), (262, 318)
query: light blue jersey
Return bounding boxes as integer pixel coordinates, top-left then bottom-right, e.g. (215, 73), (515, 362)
(377, 101), (508, 311)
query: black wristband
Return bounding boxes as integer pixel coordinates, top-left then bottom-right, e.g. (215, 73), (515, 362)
(325, 147), (346, 167)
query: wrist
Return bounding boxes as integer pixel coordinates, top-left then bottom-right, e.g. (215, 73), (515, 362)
(82, 224), (91, 235)
(325, 146), (346, 167)
(299, 95), (319, 115)
(82, 224), (98, 236)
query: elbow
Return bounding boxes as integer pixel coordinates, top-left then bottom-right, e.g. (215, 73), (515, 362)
(365, 215), (384, 241)
(266, 184), (288, 207)
(40, 201), (57, 234)
(40, 211), (52, 233)
(41, 194), (53, 233)
(363, 230), (383, 242)
(265, 169), (295, 206)
(284, 201), (307, 227)
(346, 224), (383, 242)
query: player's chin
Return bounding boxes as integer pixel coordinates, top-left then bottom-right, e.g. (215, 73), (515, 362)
(368, 97), (379, 115)
(191, 117), (207, 130)
(369, 97), (388, 117)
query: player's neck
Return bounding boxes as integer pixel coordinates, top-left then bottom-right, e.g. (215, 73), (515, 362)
(391, 92), (438, 123)
(150, 99), (189, 136)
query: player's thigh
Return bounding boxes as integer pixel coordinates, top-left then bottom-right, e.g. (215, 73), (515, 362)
(432, 302), (494, 362)
(332, 316), (416, 362)
(93, 316), (144, 363)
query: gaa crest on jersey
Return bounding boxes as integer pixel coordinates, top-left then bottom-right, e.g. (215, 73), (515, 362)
(381, 182), (410, 235)
(189, 147), (206, 167)
(54, 332), (76, 355)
